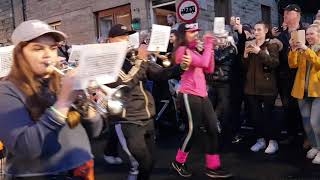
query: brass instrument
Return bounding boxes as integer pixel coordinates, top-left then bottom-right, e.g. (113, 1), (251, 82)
(51, 60), (129, 128)
(152, 51), (172, 67)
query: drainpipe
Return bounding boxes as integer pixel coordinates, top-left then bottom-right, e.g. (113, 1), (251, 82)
(22, 0), (26, 21)
(10, 0), (15, 28)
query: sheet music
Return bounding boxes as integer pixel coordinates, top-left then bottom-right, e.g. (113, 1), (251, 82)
(213, 17), (225, 34)
(0, 45), (14, 78)
(129, 32), (140, 49)
(147, 24), (171, 52)
(74, 42), (128, 89)
(68, 45), (82, 63)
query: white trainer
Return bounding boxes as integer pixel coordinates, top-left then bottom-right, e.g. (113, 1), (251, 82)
(306, 148), (318, 159)
(104, 155), (123, 165)
(250, 138), (266, 152)
(312, 152), (320, 164)
(265, 140), (279, 154)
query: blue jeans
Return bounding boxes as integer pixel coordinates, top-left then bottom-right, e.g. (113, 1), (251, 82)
(298, 97), (320, 148)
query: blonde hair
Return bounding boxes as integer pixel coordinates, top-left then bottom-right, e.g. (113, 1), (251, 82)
(314, 20), (320, 26)
(226, 36), (238, 55)
(308, 24), (320, 36)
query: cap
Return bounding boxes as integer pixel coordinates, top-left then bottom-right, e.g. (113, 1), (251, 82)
(108, 24), (136, 38)
(177, 23), (201, 34)
(283, 4), (301, 13)
(11, 20), (67, 45)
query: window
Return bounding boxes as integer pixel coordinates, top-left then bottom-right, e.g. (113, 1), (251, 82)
(151, 0), (176, 25)
(96, 4), (132, 40)
(49, 21), (61, 30)
(261, 5), (271, 24)
(152, 0), (175, 6)
(214, 0), (231, 24)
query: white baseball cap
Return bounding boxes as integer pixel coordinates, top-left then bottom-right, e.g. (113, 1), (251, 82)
(11, 20), (67, 45)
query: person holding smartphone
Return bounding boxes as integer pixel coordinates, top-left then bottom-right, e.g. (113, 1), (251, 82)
(243, 21), (283, 154)
(276, 4), (306, 145)
(288, 24), (320, 164)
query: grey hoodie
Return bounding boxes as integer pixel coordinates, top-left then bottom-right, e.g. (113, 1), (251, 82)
(0, 80), (102, 177)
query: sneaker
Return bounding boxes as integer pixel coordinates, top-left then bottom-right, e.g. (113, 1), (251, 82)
(312, 152), (320, 164)
(231, 134), (243, 144)
(265, 140), (279, 154)
(250, 138), (266, 152)
(205, 167), (233, 178)
(171, 161), (192, 177)
(306, 148), (318, 159)
(104, 155), (123, 165)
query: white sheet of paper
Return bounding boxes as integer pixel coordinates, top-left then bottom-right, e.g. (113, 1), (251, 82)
(129, 32), (140, 49)
(148, 24), (171, 52)
(74, 42), (128, 89)
(68, 45), (83, 63)
(0, 45), (14, 78)
(213, 17), (225, 34)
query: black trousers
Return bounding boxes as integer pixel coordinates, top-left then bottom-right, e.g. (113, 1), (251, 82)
(230, 76), (246, 136)
(277, 76), (303, 136)
(247, 95), (280, 140)
(178, 93), (219, 154)
(208, 82), (232, 138)
(104, 123), (119, 157)
(114, 120), (155, 180)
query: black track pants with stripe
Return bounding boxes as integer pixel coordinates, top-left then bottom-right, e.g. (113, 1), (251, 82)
(178, 93), (219, 154)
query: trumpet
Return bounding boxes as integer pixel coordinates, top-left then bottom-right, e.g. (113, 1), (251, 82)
(50, 61), (129, 128)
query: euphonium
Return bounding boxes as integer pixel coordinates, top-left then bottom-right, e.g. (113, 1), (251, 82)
(127, 45), (138, 64)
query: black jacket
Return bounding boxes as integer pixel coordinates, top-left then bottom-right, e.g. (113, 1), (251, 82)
(206, 45), (237, 83)
(108, 58), (183, 123)
(276, 23), (306, 80)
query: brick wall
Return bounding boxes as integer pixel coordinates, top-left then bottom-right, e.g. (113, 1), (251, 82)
(0, 0), (14, 45)
(231, 0), (279, 27)
(0, 0), (279, 44)
(23, 0), (151, 44)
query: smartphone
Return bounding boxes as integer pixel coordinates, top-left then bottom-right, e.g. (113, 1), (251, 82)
(290, 31), (298, 43)
(236, 17), (241, 25)
(297, 30), (306, 45)
(230, 16), (236, 25)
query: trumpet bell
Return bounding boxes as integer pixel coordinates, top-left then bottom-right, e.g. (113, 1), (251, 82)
(67, 111), (81, 128)
(106, 85), (130, 115)
(107, 100), (124, 115)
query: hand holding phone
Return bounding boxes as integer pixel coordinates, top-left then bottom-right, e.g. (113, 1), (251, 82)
(230, 16), (236, 26)
(235, 17), (241, 25)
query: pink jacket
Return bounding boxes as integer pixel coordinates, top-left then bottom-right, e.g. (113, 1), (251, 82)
(175, 36), (214, 97)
